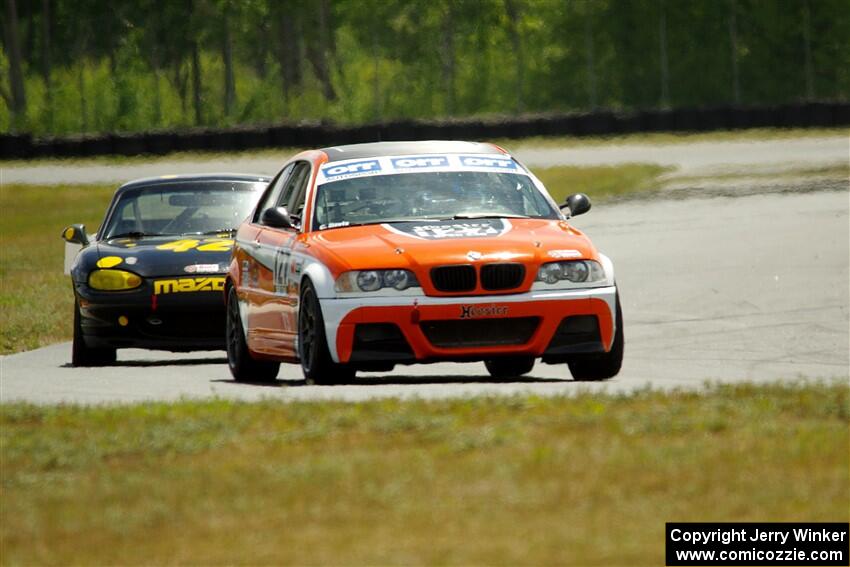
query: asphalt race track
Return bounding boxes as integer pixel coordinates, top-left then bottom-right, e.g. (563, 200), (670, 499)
(2, 187), (847, 404)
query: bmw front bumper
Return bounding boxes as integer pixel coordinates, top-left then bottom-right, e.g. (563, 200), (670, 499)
(321, 286), (618, 365)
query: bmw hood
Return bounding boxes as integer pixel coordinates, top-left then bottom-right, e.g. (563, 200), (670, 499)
(94, 235), (234, 278)
(308, 218), (599, 271)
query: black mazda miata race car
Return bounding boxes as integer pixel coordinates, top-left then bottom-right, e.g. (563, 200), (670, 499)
(63, 174), (269, 366)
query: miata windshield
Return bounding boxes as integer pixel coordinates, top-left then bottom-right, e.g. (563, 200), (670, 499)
(102, 181), (265, 239)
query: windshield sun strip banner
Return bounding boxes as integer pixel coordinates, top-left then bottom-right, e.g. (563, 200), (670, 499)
(316, 154), (528, 184)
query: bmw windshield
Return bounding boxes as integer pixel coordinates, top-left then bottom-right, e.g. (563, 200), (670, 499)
(101, 181), (265, 240)
(313, 159), (559, 230)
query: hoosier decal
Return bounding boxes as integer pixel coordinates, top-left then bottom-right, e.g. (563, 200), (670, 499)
(460, 304), (509, 319)
(154, 276), (226, 295)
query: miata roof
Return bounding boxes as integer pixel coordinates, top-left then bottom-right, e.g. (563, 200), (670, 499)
(117, 173), (271, 192)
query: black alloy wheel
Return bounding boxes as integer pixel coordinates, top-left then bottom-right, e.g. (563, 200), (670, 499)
(298, 280), (355, 385)
(226, 285), (279, 383)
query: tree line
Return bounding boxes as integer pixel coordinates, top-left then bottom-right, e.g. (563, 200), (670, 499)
(1, 0), (848, 135)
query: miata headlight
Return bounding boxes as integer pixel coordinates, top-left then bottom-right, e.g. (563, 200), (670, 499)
(336, 270), (420, 293)
(536, 260), (605, 285)
(88, 269), (143, 291)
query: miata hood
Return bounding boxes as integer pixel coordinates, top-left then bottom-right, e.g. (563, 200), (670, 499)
(94, 235), (234, 277)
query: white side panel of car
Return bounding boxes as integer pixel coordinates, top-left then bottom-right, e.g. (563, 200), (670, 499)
(238, 297), (250, 341)
(301, 259), (337, 299)
(63, 242), (82, 275)
(300, 259), (345, 362)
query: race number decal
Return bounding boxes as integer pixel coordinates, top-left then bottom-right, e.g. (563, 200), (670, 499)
(157, 238), (234, 253)
(273, 249), (291, 294)
(196, 239), (234, 252)
(157, 239), (200, 252)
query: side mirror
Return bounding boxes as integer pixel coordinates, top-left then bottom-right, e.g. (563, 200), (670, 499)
(62, 224), (89, 245)
(260, 206), (293, 229)
(560, 193), (592, 218)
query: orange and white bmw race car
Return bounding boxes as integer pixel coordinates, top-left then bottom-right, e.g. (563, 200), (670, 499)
(226, 141), (623, 384)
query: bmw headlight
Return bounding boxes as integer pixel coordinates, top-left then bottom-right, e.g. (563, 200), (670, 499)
(336, 270), (420, 293)
(535, 260), (605, 286)
(538, 262), (563, 284)
(88, 269), (143, 291)
(356, 270), (382, 292)
(382, 269), (415, 290)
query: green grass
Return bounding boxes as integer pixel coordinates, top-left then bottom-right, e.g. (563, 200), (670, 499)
(0, 183), (115, 353)
(533, 163), (669, 202)
(1, 382), (847, 565)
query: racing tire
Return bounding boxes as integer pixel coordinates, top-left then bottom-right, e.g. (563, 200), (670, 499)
(484, 356), (535, 379)
(299, 280), (356, 385)
(226, 286), (280, 383)
(567, 293), (624, 381)
(72, 299), (116, 367)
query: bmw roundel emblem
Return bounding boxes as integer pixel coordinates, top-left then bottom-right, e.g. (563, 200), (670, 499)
(467, 251), (483, 261)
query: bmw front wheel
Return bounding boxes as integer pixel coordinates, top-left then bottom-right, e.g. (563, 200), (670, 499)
(484, 356), (535, 379)
(226, 286), (279, 383)
(567, 293), (624, 381)
(298, 280), (356, 385)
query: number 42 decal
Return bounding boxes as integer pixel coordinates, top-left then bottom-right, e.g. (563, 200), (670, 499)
(157, 239), (234, 252)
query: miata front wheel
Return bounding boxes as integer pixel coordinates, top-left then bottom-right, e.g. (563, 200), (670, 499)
(71, 298), (116, 367)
